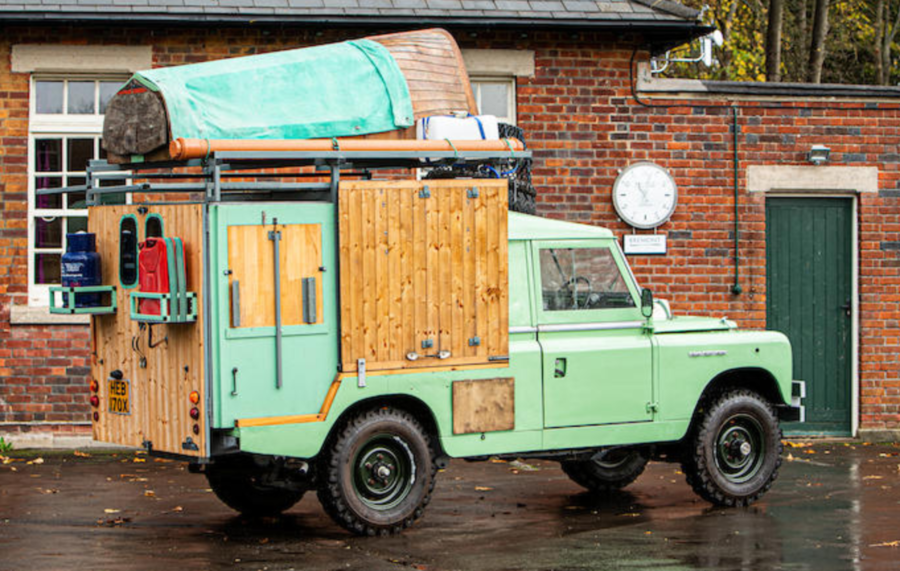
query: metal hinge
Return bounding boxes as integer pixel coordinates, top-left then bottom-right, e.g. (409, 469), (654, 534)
(419, 185), (431, 199)
(646, 402), (659, 414)
(357, 358), (366, 388)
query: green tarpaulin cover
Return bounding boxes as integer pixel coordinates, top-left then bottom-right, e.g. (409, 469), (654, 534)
(132, 39), (413, 141)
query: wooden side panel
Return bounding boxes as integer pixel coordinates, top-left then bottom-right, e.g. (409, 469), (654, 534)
(227, 224), (323, 328)
(89, 204), (206, 457)
(339, 179), (508, 372)
(452, 378), (515, 435)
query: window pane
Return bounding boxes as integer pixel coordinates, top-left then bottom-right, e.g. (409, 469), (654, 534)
(67, 216), (88, 234)
(35, 176), (62, 209)
(35, 81), (63, 114)
(34, 216), (63, 248)
(99, 81), (121, 114)
(67, 81), (95, 114)
(34, 253), (61, 284)
(35, 139), (62, 172)
(540, 248), (634, 311)
(479, 82), (510, 118)
(68, 187), (87, 209)
(67, 138), (94, 172)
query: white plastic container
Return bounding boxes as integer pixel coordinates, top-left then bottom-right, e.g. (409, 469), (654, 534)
(417, 114), (500, 141)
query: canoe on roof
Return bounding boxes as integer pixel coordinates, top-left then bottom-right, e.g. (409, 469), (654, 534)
(101, 29), (477, 164)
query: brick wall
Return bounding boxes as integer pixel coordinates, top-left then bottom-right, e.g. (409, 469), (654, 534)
(0, 24), (897, 437)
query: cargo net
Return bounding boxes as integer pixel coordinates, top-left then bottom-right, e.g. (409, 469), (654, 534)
(423, 123), (536, 215)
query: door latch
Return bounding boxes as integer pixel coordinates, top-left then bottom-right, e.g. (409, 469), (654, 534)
(554, 358), (567, 378)
(841, 297), (852, 318)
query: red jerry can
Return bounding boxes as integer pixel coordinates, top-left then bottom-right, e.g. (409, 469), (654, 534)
(138, 238), (170, 315)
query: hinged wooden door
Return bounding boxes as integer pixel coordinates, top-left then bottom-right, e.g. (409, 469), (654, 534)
(339, 179), (508, 372)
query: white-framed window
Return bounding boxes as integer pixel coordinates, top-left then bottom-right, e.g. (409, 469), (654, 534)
(28, 76), (128, 306)
(470, 77), (516, 125)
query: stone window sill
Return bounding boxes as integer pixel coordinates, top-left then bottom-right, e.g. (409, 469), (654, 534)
(9, 305), (90, 326)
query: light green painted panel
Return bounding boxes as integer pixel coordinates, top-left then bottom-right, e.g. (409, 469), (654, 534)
(209, 202), (338, 428)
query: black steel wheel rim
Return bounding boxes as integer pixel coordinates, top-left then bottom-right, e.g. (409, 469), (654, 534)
(714, 414), (766, 484)
(595, 449), (633, 469)
(352, 434), (416, 510)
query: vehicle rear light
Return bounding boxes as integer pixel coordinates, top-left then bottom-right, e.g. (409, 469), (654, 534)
(192, 424), (200, 435)
(189, 391), (200, 404)
(90, 380), (99, 392)
(93, 412), (99, 422)
(90, 395), (100, 407)
(189, 407), (200, 420)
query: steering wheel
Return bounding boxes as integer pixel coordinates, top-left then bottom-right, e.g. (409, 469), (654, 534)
(559, 275), (592, 309)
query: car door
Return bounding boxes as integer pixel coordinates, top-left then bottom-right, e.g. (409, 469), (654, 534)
(534, 240), (653, 428)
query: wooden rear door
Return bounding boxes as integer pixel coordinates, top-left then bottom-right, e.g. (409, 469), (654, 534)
(89, 204), (208, 457)
(338, 179), (508, 373)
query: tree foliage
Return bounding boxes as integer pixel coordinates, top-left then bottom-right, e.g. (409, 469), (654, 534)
(664, 0), (900, 85)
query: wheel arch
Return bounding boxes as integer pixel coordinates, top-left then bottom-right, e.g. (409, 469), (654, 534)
(322, 394), (446, 458)
(679, 367), (785, 442)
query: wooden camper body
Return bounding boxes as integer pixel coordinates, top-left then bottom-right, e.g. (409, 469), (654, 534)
(83, 175), (510, 458)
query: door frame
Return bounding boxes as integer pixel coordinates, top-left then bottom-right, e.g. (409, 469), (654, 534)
(765, 193), (858, 436)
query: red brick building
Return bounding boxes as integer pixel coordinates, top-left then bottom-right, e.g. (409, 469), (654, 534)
(1, 0), (898, 445)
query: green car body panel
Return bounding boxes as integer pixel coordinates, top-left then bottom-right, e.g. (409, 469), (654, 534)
(213, 210), (794, 460)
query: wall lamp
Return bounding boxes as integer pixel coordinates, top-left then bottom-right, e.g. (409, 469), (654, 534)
(807, 145), (831, 165)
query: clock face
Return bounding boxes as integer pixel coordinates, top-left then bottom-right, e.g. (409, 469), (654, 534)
(612, 162), (678, 229)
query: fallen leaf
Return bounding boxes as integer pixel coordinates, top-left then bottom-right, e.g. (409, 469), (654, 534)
(73, 451), (91, 458)
(869, 541), (900, 548)
(171, 506), (183, 513)
(97, 517), (132, 527)
(27, 458), (44, 465)
(474, 486), (493, 491)
(259, 538), (269, 545)
(863, 475), (884, 480)
(104, 509), (121, 514)
(133, 458), (146, 463)
(144, 490), (156, 498)
(489, 458), (508, 464)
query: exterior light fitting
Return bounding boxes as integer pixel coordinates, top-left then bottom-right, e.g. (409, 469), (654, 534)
(807, 145), (831, 165)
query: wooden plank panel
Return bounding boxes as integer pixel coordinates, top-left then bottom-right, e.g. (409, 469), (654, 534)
(452, 378), (515, 434)
(89, 203), (206, 457)
(338, 179), (508, 372)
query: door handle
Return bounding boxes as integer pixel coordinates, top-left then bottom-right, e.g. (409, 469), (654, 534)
(555, 358), (567, 378)
(841, 297), (852, 318)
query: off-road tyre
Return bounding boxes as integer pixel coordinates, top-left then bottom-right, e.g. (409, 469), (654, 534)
(682, 389), (783, 507)
(206, 455), (306, 517)
(317, 407), (438, 536)
(561, 447), (649, 492)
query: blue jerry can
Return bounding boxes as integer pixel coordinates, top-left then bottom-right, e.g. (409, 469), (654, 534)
(61, 232), (102, 307)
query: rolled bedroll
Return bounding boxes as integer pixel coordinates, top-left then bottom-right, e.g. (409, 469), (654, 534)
(102, 29), (478, 164)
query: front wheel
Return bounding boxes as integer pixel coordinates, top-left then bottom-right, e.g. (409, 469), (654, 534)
(682, 389), (783, 507)
(317, 407), (437, 536)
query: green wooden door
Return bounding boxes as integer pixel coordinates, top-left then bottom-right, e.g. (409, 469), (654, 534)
(766, 198), (853, 435)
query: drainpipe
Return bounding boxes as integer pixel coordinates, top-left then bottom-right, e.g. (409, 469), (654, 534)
(731, 106), (742, 295)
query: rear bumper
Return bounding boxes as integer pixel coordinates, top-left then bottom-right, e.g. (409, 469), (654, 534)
(777, 380), (806, 423)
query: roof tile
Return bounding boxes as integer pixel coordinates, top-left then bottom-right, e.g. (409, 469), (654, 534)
(0, 0), (700, 22)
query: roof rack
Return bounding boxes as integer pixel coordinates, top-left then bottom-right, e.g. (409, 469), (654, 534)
(38, 146), (532, 206)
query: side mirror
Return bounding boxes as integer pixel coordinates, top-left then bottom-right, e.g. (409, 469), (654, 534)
(640, 288), (654, 319)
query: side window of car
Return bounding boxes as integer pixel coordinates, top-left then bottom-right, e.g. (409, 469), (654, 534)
(539, 247), (634, 311)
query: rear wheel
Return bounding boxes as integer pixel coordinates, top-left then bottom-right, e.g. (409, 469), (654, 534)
(682, 389), (783, 507)
(317, 407), (437, 536)
(561, 447), (649, 492)
(206, 455), (306, 517)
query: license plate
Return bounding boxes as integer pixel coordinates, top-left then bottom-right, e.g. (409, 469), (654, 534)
(108, 378), (131, 415)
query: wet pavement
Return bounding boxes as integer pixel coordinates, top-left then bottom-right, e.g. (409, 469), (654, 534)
(1, 442), (899, 571)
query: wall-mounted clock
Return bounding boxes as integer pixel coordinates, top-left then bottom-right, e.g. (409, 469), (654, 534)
(612, 162), (678, 229)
